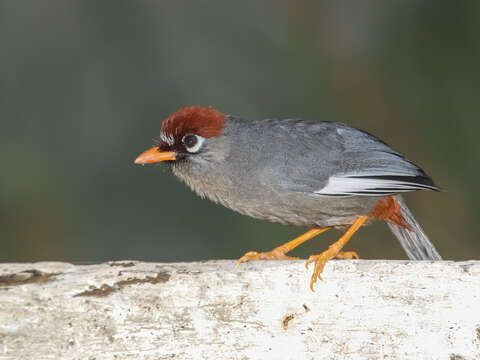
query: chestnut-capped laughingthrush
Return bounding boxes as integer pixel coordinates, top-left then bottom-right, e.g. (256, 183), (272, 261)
(135, 106), (441, 290)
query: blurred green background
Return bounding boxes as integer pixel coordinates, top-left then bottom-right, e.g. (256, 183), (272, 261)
(1, 1), (478, 263)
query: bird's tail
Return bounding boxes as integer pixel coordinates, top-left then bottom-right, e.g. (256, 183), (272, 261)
(387, 195), (442, 260)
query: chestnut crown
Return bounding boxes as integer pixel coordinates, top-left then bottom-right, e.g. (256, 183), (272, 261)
(158, 106), (226, 154)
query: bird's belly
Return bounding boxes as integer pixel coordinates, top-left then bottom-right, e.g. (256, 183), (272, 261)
(173, 165), (378, 227)
(223, 192), (378, 227)
(193, 183), (375, 227)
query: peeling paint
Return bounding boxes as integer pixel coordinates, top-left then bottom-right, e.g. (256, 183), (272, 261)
(73, 272), (170, 297)
(108, 261), (136, 268)
(74, 284), (117, 297)
(0, 270), (57, 287)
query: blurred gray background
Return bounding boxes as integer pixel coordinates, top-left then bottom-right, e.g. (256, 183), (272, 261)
(1, 1), (479, 263)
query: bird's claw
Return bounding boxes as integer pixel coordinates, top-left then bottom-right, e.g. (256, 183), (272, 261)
(237, 251), (260, 265)
(306, 250), (360, 290)
(305, 254), (328, 291)
(237, 248), (299, 266)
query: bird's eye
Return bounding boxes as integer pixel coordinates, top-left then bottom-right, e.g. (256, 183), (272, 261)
(183, 134), (197, 147)
(182, 134), (205, 153)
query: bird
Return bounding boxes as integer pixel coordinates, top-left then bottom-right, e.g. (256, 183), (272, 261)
(135, 106), (441, 291)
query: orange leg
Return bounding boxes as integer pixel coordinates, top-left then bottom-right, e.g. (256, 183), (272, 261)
(306, 216), (368, 291)
(237, 227), (330, 264)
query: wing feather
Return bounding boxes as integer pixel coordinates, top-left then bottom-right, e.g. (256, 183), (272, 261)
(315, 173), (439, 197)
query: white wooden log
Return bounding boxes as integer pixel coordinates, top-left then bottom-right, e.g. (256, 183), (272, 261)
(0, 260), (479, 360)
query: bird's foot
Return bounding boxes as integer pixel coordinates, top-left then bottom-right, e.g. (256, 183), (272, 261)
(305, 250), (360, 291)
(305, 252), (331, 291)
(335, 251), (359, 260)
(237, 247), (299, 265)
(305, 216), (367, 291)
(237, 227), (330, 266)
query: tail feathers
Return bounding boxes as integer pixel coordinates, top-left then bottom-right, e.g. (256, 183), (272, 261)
(388, 195), (442, 260)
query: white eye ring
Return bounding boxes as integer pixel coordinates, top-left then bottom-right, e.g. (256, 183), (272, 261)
(182, 134), (205, 153)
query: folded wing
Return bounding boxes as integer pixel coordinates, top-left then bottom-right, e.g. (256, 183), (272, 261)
(315, 173), (439, 197)
(313, 125), (439, 197)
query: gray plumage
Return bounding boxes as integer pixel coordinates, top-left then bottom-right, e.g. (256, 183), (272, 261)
(170, 115), (441, 260)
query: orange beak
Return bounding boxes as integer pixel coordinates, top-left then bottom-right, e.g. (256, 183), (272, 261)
(134, 147), (176, 164)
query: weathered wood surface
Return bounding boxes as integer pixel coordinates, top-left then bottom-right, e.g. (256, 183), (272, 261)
(0, 260), (479, 360)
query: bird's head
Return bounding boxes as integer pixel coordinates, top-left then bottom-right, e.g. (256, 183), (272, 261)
(135, 106), (227, 165)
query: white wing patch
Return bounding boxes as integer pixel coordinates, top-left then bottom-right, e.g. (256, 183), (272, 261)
(315, 174), (438, 197)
